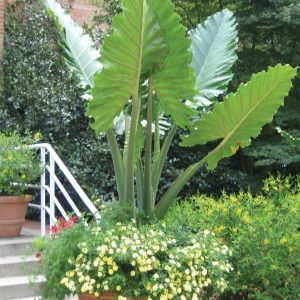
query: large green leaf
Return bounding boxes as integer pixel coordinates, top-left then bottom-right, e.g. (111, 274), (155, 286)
(181, 65), (297, 170)
(191, 9), (238, 107)
(149, 0), (196, 128)
(276, 127), (300, 148)
(44, 0), (102, 87)
(87, 0), (169, 134)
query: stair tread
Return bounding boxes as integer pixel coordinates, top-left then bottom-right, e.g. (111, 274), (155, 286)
(10, 298), (42, 300)
(0, 237), (35, 246)
(0, 275), (45, 287)
(0, 255), (36, 265)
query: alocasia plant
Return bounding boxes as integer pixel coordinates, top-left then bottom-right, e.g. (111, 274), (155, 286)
(45, 0), (297, 220)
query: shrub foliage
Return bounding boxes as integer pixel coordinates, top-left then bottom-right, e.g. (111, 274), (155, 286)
(165, 176), (300, 299)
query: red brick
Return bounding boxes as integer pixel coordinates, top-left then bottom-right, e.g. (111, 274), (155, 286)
(0, 0), (4, 61)
(59, 0), (104, 26)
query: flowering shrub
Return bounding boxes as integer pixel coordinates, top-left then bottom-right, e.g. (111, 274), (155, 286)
(165, 175), (300, 299)
(39, 218), (232, 300)
(61, 221), (232, 299)
(0, 132), (41, 195)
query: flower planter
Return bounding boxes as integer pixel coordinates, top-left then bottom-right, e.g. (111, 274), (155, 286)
(79, 293), (118, 300)
(0, 195), (32, 237)
(78, 293), (146, 300)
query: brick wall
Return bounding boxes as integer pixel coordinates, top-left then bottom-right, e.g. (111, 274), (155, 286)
(0, 0), (4, 62)
(60, 0), (106, 27)
(0, 0), (4, 87)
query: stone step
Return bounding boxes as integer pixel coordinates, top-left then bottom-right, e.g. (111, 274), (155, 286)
(0, 275), (45, 300)
(0, 237), (35, 257)
(0, 255), (38, 278)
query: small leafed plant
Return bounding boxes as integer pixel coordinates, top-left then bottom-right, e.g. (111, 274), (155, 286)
(0, 132), (41, 196)
(44, 0), (297, 220)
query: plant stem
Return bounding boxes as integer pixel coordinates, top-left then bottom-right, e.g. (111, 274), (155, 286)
(106, 129), (125, 201)
(152, 125), (177, 198)
(136, 159), (144, 214)
(154, 114), (160, 164)
(143, 77), (154, 216)
(155, 145), (219, 219)
(124, 93), (141, 212)
(123, 118), (130, 167)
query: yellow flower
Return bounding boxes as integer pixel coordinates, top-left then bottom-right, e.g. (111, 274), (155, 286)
(229, 195), (237, 203)
(130, 271), (136, 277)
(34, 131), (42, 140)
(21, 174), (26, 180)
(280, 236), (288, 245)
(215, 225), (225, 233)
(242, 214), (251, 224)
(113, 265), (118, 271)
(222, 207), (229, 215)
(236, 208), (242, 217)
(7, 155), (13, 161)
(107, 257), (113, 265)
(116, 285), (122, 291)
(146, 282), (152, 291)
(232, 227), (238, 233)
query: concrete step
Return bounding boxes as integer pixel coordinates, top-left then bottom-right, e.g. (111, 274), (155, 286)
(0, 275), (45, 300)
(0, 237), (35, 257)
(10, 298), (42, 300)
(0, 255), (37, 277)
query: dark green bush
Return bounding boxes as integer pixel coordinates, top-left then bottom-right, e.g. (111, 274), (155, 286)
(2, 0), (115, 212)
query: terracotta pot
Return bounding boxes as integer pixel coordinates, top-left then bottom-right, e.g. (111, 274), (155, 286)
(0, 195), (32, 237)
(79, 292), (118, 300)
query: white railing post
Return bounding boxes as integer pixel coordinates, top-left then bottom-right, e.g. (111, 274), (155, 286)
(40, 147), (46, 236)
(49, 154), (55, 228)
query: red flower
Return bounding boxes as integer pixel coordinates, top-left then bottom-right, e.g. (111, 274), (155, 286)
(50, 215), (78, 236)
(35, 252), (43, 267)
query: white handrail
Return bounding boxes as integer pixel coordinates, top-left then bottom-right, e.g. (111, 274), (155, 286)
(29, 203), (57, 224)
(27, 143), (100, 236)
(46, 165), (82, 217)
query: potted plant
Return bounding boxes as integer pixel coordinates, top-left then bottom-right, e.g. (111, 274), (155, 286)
(0, 132), (41, 237)
(41, 0), (296, 298)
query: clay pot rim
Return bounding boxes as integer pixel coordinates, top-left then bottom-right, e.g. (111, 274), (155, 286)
(0, 195), (32, 203)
